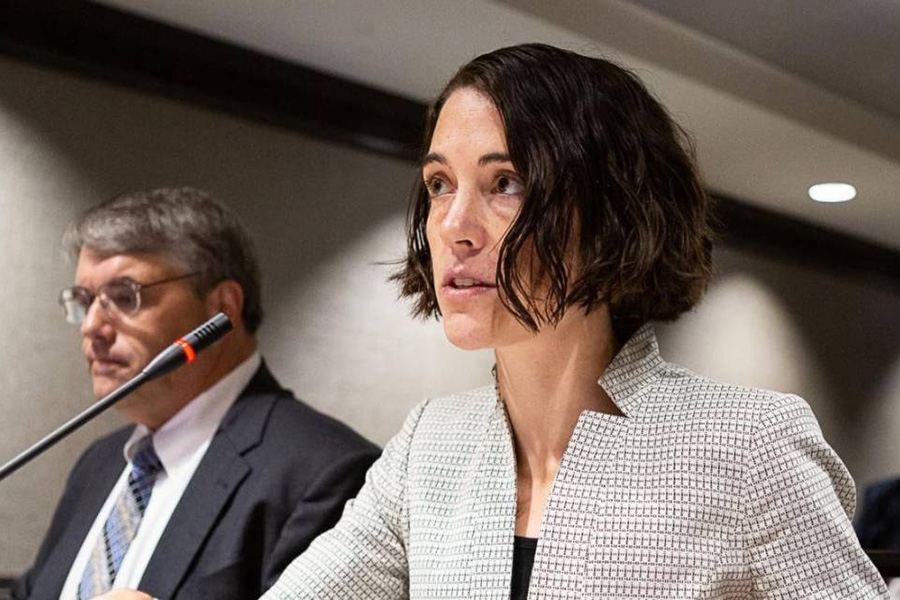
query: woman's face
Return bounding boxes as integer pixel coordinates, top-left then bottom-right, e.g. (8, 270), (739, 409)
(424, 87), (529, 350)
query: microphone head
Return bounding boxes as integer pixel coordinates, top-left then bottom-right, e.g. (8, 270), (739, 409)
(182, 312), (233, 353)
(140, 312), (234, 381)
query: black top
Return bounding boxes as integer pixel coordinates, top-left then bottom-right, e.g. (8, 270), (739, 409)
(510, 536), (538, 600)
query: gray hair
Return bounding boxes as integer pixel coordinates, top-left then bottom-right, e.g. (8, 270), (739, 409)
(63, 187), (263, 334)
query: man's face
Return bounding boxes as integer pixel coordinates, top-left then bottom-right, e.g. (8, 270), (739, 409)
(75, 248), (211, 403)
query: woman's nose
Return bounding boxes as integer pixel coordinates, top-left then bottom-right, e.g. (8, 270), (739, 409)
(439, 186), (488, 254)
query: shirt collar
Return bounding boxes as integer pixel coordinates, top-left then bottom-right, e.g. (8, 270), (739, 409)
(597, 323), (664, 417)
(124, 351), (262, 472)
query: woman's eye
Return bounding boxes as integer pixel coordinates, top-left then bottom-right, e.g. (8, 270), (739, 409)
(424, 176), (451, 198)
(495, 175), (524, 196)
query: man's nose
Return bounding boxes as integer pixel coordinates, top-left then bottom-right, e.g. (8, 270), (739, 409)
(80, 296), (113, 338)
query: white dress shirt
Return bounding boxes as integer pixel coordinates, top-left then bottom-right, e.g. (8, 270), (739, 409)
(59, 351), (261, 599)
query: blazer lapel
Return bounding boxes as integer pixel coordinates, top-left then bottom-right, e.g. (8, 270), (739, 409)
(530, 324), (663, 599)
(138, 364), (281, 600)
(469, 400), (517, 600)
(530, 412), (630, 600)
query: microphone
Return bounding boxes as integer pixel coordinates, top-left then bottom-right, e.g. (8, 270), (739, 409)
(0, 312), (233, 483)
(141, 312), (233, 380)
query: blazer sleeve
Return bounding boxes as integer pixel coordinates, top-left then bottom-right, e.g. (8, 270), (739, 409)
(261, 445), (380, 590)
(261, 399), (429, 600)
(12, 436), (117, 600)
(742, 394), (888, 598)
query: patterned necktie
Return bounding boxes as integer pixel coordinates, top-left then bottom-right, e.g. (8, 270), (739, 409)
(78, 435), (164, 600)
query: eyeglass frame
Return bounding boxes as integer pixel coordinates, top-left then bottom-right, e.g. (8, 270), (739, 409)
(59, 272), (201, 326)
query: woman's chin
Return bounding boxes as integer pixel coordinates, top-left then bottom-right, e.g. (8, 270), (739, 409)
(442, 316), (493, 350)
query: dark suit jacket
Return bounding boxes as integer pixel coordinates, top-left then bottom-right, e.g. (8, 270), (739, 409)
(14, 363), (380, 600)
(856, 477), (900, 550)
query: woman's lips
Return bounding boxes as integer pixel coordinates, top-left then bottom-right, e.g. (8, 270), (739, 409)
(440, 278), (497, 302)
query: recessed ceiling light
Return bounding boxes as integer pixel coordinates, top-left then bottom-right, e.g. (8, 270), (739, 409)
(808, 182), (856, 203)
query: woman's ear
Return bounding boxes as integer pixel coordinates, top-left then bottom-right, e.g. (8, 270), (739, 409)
(205, 279), (245, 329)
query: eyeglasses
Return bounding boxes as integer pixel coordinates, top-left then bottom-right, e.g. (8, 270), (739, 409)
(59, 272), (199, 326)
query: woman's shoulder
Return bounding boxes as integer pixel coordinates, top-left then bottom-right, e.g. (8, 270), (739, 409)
(649, 362), (821, 436)
(638, 364), (849, 506)
(399, 386), (499, 453)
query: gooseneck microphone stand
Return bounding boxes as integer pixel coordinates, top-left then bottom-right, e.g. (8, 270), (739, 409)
(0, 312), (233, 483)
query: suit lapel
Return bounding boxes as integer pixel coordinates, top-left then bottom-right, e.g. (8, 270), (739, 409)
(138, 437), (251, 599)
(138, 364), (282, 600)
(29, 434), (129, 600)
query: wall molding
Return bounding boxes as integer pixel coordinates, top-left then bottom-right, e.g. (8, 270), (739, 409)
(0, 1), (424, 161)
(1, 0), (898, 288)
(715, 194), (900, 286)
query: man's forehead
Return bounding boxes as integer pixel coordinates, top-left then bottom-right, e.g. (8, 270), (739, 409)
(74, 249), (176, 284)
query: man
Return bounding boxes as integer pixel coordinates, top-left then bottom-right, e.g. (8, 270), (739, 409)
(13, 187), (379, 600)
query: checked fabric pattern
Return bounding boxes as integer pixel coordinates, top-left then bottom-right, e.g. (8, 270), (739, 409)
(78, 435), (163, 600)
(264, 324), (887, 599)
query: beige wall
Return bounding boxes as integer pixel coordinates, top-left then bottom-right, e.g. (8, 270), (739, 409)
(1, 54), (899, 575)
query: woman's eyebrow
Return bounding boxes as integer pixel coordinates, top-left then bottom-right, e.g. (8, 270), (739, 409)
(422, 152), (446, 167)
(422, 152), (511, 168)
(478, 152), (511, 166)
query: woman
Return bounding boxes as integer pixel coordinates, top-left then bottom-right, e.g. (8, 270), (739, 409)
(265, 44), (886, 598)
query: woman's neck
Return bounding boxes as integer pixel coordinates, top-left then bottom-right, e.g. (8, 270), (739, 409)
(495, 307), (621, 483)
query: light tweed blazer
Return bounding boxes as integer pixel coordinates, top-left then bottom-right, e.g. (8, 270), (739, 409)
(265, 325), (887, 599)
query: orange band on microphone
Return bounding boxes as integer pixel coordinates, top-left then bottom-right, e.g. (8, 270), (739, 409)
(176, 338), (197, 364)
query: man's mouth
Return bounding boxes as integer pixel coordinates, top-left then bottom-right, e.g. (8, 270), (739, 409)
(90, 357), (129, 374)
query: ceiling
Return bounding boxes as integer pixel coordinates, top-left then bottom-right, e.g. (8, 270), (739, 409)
(94, 0), (900, 251)
(628, 0), (900, 124)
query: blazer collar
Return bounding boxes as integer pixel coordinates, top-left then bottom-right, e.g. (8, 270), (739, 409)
(216, 360), (284, 453)
(597, 323), (665, 418)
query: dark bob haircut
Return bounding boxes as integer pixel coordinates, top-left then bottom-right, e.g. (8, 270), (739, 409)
(394, 43), (714, 333)
(64, 187), (264, 334)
